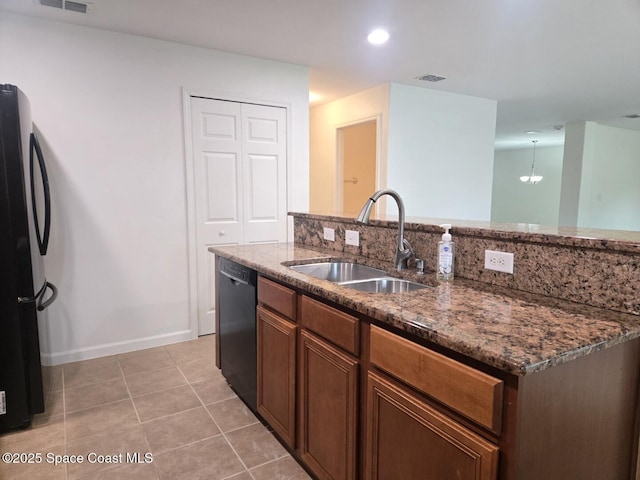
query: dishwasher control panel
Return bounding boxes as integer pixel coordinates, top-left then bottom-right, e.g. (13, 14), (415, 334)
(220, 262), (250, 283)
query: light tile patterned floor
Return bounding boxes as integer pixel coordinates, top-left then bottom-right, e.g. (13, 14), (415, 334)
(0, 335), (312, 480)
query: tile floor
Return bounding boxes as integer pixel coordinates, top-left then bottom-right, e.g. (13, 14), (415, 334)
(0, 335), (312, 480)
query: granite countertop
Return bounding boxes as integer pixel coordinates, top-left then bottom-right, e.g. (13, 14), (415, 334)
(210, 243), (640, 376)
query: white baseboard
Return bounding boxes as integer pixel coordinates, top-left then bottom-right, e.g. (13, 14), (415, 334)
(40, 330), (196, 366)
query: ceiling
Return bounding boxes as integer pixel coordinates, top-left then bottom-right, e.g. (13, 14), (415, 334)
(1, 0), (639, 148)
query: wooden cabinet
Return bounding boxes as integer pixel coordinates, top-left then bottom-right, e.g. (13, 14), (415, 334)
(299, 329), (359, 480)
(366, 325), (500, 480)
(369, 325), (503, 433)
(257, 277), (297, 449)
(247, 272), (640, 480)
(257, 305), (296, 448)
(365, 371), (499, 480)
(299, 295), (360, 480)
(257, 279), (361, 478)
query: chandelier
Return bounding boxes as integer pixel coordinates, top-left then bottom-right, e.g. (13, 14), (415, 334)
(520, 140), (543, 184)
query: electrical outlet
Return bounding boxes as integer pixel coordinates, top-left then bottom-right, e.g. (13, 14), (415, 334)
(345, 229), (360, 247)
(323, 227), (335, 241)
(484, 250), (514, 274)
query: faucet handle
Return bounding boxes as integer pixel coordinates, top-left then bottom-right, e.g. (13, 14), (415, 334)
(395, 238), (415, 270)
(402, 238), (414, 255)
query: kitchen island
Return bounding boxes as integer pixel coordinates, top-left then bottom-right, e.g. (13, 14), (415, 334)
(211, 240), (640, 480)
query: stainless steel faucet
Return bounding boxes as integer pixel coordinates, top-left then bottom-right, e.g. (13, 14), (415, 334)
(356, 189), (414, 270)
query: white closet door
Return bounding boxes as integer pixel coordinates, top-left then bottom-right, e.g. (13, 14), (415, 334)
(189, 97), (287, 335)
(241, 103), (287, 244)
(191, 98), (242, 335)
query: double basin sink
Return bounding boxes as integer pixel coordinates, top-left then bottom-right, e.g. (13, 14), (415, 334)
(289, 261), (427, 294)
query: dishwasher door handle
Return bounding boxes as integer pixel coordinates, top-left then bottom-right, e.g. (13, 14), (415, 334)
(220, 269), (249, 286)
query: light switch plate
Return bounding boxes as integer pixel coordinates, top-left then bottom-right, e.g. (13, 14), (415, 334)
(484, 250), (514, 274)
(345, 229), (360, 246)
(323, 227), (335, 241)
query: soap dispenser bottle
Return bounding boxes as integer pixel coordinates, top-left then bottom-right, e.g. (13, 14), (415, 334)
(437, 224), (455, 281)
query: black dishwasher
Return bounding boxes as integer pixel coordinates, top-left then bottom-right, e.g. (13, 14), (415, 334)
(217, 257), (258, 413)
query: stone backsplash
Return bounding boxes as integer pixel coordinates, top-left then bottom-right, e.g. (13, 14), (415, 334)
(292, 212), (640, 316)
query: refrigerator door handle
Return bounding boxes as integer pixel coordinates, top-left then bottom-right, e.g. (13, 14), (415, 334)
(37, 282), (58, 311)
(17, 280), (47, 304)
(30, 132), (51, 256)
(17, 280), (57, 310)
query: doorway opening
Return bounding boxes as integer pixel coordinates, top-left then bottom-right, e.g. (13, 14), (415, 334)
(336, 119), (379, 214)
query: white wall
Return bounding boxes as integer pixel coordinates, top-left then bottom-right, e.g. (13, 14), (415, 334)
(579, 123), (640, 230)
(309, 85), (389, 212)
(558, 122), (591, 227)
(0, 12), (309, 364)
(491, 145), (564, 225)
(386, 84), (497, 220)
(560, 121), (640, 230)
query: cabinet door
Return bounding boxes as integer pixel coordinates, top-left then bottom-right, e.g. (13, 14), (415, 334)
(257, 305), (297, 448)
(366, 371), (499, 480)
(299, 329), (358, 480)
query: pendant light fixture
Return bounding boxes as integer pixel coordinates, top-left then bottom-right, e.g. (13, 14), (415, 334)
(520, 140), (543, 184)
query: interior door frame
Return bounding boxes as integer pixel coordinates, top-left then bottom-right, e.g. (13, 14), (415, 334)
(182, 87), (292, 338)
(335, 114), (384, 212)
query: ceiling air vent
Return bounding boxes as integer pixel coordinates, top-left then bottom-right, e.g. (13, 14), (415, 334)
(415, 74), (446, 82)
(623, 114), (640, 119)
(64, 1), (88, 13)
(39, 0), (90, 13)
(40, 0), (63, 8)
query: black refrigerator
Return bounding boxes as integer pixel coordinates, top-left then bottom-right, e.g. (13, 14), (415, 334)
(0, 84), (57, 432)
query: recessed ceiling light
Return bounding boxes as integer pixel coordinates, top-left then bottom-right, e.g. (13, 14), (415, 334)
(524, 130), (541, 134)
(367, 29), (389, 45)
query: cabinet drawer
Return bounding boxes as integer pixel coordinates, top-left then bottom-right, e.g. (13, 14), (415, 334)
(369, 325), (503, 432)
(300, 296), (359, 355)
(258, 276), (296, 321)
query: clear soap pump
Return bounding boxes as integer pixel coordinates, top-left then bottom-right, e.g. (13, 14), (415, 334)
(437, 224), (454, 281)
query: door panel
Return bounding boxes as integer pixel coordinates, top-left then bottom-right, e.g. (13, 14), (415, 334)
(192, 99), (243, 246)
(191, 98), (242, 334)
(189, 97), (287, 334)
(248, 154), (278, 220)
(242, 103), (287, 244)
(204, 152), (239, 224)
(246, 116), (279, 142)
(202, 112), (237, 140)
(340, 120), (377, 214)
